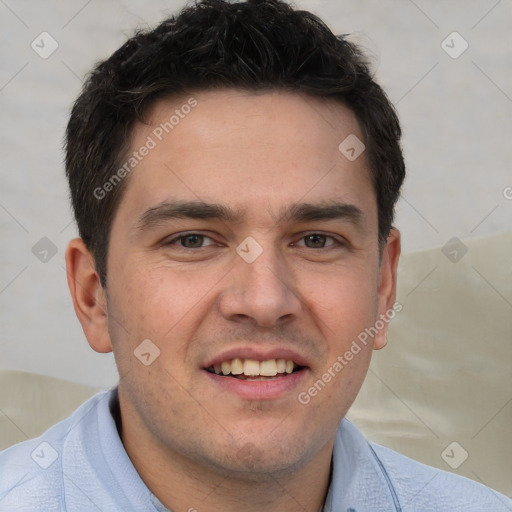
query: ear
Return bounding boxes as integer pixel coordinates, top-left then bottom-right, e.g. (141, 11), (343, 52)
(65, 238), (112, 353)
(373, 228), (401, 350)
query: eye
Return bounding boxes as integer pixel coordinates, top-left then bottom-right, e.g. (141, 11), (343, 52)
(166, 233), (217, 249)
(295, 233), (339, 249)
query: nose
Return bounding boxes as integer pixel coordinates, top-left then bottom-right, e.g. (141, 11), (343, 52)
(218, 242), (303, 328)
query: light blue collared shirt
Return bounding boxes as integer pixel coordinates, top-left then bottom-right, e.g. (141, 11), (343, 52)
(0, 389), (510, 511)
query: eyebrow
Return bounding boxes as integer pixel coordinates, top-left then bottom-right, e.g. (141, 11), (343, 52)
(134, 199), (365, 232)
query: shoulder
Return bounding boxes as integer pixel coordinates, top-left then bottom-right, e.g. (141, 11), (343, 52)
(0, 390), (113, 512)
(331, 420), (511, 511)
(369, 441), (512, 511)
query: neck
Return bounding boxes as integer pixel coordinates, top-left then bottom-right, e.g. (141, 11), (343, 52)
(140, 449), (332, 512)
(114, 391), (333, 512)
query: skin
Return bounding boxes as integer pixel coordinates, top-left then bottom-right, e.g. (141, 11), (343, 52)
(66, 89), (400, 512)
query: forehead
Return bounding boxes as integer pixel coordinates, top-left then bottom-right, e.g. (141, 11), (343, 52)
(115, 89), (375, 227)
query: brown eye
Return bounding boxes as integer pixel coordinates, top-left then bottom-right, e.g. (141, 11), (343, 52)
(166, 233), (216, 249)
(180, 234), (204, 248)
(305, 234), (325, 248)
(302, 234), (332, 248)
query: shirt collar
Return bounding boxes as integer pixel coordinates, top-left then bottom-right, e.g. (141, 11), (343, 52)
(63, 389), (398, 512)
(325, 419), (400, 511)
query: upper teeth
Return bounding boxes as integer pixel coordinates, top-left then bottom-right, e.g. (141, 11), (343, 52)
(212, 358), (296, 376)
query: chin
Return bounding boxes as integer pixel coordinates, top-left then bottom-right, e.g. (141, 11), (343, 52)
(193, 435), (313, 481)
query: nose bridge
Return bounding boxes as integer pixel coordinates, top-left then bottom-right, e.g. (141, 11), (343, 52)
(219, 236), (302, 326)
(248, 247), (285, 293)
(239, 237), (290, 300)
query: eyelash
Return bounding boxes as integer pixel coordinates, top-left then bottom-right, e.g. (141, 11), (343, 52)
(164, 232), (344, 250)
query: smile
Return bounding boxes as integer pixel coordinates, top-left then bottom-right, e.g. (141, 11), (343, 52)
(204, 356), (308, 400)
(206, 358), (303, 379)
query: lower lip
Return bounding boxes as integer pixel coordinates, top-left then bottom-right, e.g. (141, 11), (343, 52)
(204, 369), (308, 400)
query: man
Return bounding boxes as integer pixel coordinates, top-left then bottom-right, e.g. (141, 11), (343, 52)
(0, 0), (510, 510)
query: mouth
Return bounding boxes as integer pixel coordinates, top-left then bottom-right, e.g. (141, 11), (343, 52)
(205, 358), (305, 381)
(202, 349), (310, 400)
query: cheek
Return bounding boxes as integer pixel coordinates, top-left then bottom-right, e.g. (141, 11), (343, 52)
(299, 261), (379, 342)
(107, 263), (221, 364)
(112, 265), (196, 328)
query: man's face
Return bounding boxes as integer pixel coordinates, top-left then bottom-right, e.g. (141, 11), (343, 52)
(101, 89), (398, 477)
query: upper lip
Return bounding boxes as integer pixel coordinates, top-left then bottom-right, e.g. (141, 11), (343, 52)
(203, 347), (310, 369)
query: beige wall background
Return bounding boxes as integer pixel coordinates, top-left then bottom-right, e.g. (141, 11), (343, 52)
(0, 0), (511, 388)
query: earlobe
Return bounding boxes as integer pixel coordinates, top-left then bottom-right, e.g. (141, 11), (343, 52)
(374, 228), (401, 351)
(376, 333), (388, 350)
(65, 238), (113, 353)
